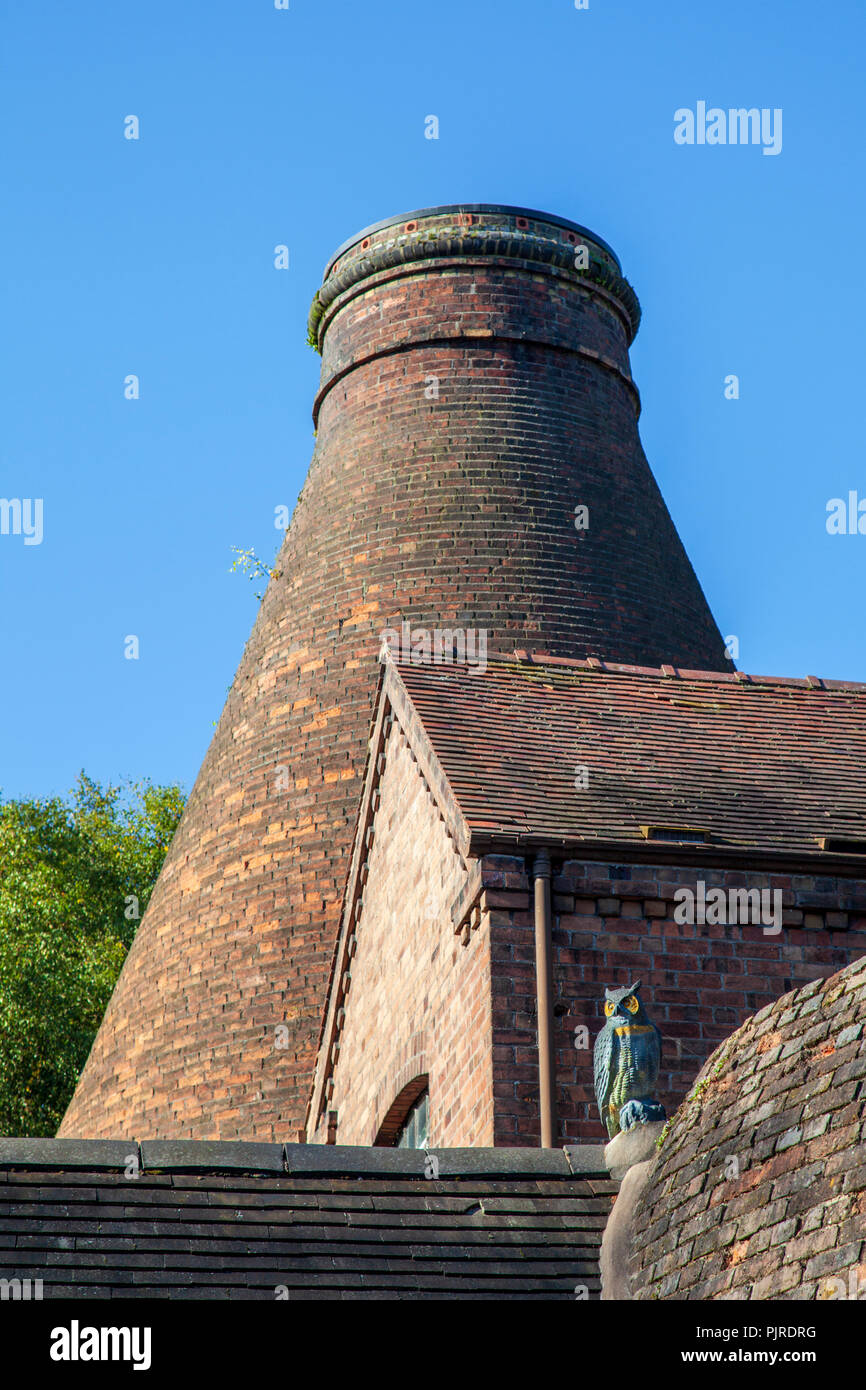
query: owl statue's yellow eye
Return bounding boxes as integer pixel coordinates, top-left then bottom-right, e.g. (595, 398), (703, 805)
(625, 996), (639, 1014)
(604, 1001), (615, 1017)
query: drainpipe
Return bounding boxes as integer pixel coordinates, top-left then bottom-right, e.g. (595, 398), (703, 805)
(532, 848), (557, 1147)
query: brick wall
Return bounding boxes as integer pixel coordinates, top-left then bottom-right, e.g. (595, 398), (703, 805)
(487, 856), (866, 1145)
(315, 726), (492, 1148)
(629, 955), (866, 1300)
(61, 205), (730, 1141)
(313, 828), (866, 1150)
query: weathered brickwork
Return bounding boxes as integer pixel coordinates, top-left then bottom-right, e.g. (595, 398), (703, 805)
(490, 860), (866, 1145)
(311, 726), (490, 1147)
(62, 205), (729, 1141)
(629, 956), (866, 1300)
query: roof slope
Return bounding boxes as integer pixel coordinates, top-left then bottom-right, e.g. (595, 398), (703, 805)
(394, 656), (866, 856)
(0, 1141), (612, 1300)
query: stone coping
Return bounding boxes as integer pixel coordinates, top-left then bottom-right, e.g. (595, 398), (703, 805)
(322, 203), (622, 276)
(308, 205), (641, 350)
(0, 1139), (609, 1178)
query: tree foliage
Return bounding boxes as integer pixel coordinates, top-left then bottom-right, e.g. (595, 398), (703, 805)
(0, 774), (185, 1136)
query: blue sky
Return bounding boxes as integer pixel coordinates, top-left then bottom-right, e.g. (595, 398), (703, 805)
(2, 0), (864, 802)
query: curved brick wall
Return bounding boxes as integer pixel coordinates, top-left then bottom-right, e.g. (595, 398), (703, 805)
(630, 955), (866, 1300)
(61, 204), (730, 1141)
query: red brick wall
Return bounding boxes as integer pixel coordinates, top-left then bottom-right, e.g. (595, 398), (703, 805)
(61, 206), (729, 1141)
(631, 956), (866, 1300)
(314, 726), (493, 1148)
(487, 856), (866, 1145)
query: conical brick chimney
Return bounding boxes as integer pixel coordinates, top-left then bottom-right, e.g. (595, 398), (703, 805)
(60, 205), (730, 1140)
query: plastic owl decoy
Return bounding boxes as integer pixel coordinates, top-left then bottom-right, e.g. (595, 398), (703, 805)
(593, 980), (666, 1139)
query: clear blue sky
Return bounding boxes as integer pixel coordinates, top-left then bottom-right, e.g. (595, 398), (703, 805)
(2, 0), (864, 802)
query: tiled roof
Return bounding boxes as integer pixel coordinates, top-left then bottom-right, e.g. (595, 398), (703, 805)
(0, 1140), (612, 1300)
(391, 655), (866, 857)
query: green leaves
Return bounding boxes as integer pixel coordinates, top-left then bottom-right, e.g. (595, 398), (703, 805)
(229, 547), (282, 603)
(0, 773), (185, 1136)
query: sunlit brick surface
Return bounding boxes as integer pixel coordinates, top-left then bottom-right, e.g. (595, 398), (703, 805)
(631, 956), (866, 1300)
(310, 726), (490, 1148)
(61, 206), (729, 1140)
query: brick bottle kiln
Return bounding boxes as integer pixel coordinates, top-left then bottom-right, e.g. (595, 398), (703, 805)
(61, 205), (729, 1140)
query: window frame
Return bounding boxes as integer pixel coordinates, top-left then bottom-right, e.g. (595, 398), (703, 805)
(373, 1074), (429, 1147)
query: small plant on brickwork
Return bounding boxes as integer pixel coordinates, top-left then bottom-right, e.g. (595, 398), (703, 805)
(655, 1046), (737, 1151)
(682, 1074), (713, 1115)
(230, 547), (282, 602)
(673, 1041), (736, 1137)
(655, 1117), (672, 1151)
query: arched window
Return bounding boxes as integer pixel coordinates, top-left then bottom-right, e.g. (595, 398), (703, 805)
(396, 1090), (428, 1149)
(374, 1074), (429, 1147)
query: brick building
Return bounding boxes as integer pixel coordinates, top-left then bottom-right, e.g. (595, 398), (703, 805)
(59, 205), (866, 1163)
(308, 654), (866, 1148)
